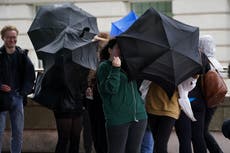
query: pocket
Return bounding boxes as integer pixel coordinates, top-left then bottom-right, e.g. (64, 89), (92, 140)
(0, 91), (12, 111)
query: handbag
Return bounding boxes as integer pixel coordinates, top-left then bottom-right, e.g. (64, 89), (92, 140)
(202, 62), (228, 108)
(0, 90), (12, 112)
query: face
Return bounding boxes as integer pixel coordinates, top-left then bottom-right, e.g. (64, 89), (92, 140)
(2, 30), (17, 49)
(109, 44), (120, 58)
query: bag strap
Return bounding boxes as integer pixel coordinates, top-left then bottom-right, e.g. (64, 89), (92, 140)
(207, 58), (221, 75)
(200, 53), (207, 96)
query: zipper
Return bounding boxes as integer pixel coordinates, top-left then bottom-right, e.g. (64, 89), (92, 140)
(131, 82), (138, 122)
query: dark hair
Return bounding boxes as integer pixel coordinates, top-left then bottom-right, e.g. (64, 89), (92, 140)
(100, 38), (117, 60)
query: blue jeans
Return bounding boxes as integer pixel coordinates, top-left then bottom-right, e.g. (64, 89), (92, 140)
(0, 92), (24, 153)
(141, 128), (154, 153)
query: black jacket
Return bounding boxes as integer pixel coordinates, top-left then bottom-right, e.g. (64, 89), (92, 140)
(188, 52), (210, 100)
(0, 46), (35, 97)
(34, 60), (89, 115)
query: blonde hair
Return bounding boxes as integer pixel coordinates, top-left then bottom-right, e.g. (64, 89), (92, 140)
(97, 32), (110, 51)
(1, 25), (19, 40)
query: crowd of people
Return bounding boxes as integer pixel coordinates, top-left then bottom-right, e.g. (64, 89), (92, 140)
(0, 24), (229, 153)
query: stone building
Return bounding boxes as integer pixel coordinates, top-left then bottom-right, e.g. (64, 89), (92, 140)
(0, 0), (229, 152)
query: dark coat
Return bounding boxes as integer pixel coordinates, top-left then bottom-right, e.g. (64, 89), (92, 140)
(34, 60), (89, 116)
(188, 52), (210, 100)
(0, 46), (35, 96)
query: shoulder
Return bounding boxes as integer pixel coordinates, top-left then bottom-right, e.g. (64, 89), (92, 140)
(97, 61), (112, 77)
(98, 60), (111, 70)
(0, 46), (5, 54)
(16, 46), (28, 55)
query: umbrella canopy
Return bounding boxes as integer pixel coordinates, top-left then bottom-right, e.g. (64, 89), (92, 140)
(110, 10), (138, 37)
(37, 27), (98, 70)
(28, 3), (99, 50)
(117, 8), (202, 98)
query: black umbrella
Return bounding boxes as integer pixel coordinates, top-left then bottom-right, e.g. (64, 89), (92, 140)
(117, 8), (202, 98)
(28, 3), (99, 51)
(37, 27), (98, 70)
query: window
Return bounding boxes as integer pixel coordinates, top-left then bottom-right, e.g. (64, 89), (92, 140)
(131, 1), (172, 17)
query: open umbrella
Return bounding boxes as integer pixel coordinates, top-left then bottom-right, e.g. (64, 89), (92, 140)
(28, 3), (99, 51)
(110, 10), (138, 37)
(37, 27), (98, 70)
(117, 8), (202, 98)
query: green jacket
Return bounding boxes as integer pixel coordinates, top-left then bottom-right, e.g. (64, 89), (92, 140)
(97, 60), (147, 126)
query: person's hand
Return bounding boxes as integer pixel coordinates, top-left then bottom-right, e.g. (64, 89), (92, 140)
(193, 74), (199, 79)
(112, 56), (121, 67)
(85, 87), (93, 100)
(86, 87), (93, 97)
(0, 84), (11, 92)
(92, 35), (109, 42)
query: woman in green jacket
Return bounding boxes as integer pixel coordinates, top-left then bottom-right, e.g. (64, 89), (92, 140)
(97, 38), (147, 153)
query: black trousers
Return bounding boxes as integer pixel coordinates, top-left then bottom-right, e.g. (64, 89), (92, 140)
(204, 106), (223, 153)
(87, 99), (107, 153)
(175, 100), (207, 153)
(106, 119), (147, 153)
(54, 114), (83, 153)
(82, 109), (93, 153)
(148, 114), (176, 153)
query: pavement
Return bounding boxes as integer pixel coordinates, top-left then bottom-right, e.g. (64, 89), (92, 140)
(2, 131), (230, 153)
(168, 131), (230, 153)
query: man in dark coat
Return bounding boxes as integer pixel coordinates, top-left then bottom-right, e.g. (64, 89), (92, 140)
(0, 25), (35, 153)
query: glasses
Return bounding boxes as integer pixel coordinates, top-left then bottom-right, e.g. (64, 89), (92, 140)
(4, 36), (17, 40)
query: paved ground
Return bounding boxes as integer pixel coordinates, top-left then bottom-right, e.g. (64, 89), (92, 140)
(2, 131), (230, 153)
(168, 131), (230, 153)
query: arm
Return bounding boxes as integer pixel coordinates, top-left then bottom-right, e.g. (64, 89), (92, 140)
(20, 54), (36, 96)
(97, 62), (121, 94)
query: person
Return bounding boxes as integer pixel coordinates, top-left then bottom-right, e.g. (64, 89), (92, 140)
(175, 35), (224, 153)
(141, 127), (154, 153)
(0, 25), (35, 153)
(96, 38), (147, 153)
(175, 75), (204, 153)
(85, 32), (110, 153)
(42, 56), (88, 153)
(145, 81), (180, 153)
(222, 119), (230, 140)
(201, 35), (224, 153)
(175, 45), (210, 153)
(146, 75), (198, 153)
(82, 108), (93, 153)
(139, 80), (154, 153)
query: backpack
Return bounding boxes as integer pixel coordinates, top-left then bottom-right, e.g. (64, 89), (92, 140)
(202, 61), (228, 108)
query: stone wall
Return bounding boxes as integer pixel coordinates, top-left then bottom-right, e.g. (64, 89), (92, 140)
(173, 0), (230, 96)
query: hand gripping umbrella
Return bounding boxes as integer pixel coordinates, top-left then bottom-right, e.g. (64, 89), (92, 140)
(110, 10), (138, 37)
(28, 3), (99, 51)
(117, 8), (202, 98)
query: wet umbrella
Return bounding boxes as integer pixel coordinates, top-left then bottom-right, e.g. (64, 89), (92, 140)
(117, 8), (202, 98)
(28, 3), (99, 51)
(37, 27), (98, 70)
(110, 10), (138, 37)
(28, 3), (99, 109)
